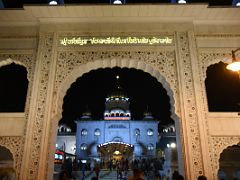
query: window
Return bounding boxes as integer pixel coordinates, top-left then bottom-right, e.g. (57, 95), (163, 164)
(135, 128), (140, 136)
(94, 129), (101, 136)
(81, 129), (88, 136)
(80, 143), (87, 150)
(147, 129), (154, 136)
(0, 63), (28, 112)
(147, 144), (154, 151)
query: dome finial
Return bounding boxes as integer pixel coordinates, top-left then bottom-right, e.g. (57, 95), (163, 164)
(143, 105), (154, 120)
(80, 105), (92, 120)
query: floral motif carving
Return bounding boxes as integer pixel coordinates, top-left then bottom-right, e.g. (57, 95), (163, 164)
(198, 49), (240, 179)
(27, 33), (54, 179)
(49, 49), (182, 177)
(177, 32), (203, 178)
(0, 52), (35, 179)
(198, 50), (232, 136)
(0, 136), (23, 179)
(0, 53), (34, 80)
(54, 50), (179, 112)
(199, 50), (232, 80)
(210, 136), (240, 179)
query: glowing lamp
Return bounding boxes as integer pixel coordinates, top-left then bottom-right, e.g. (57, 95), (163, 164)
(49, 1), (58, 5)
(170, 143), (176, 148)
(226, 48), (240, 72)
(178, 0), (186, 3)
(114, 150), (120, 155)
(113, 0), (122, 4)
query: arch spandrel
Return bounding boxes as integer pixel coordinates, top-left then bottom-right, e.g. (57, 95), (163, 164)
(198, 49), (240, 178)
(0, 56), (34, 179)
(54, 50), (179, 121)
(199, 50), (233, 80)
(0, 54), (36, 120)
(0, 56), (35, 81)
(199, 49), (240, 114)
(0, 137), (23, 179)
(210, 136), (240, 179)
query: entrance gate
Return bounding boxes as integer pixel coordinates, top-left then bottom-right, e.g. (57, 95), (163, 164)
(97, 142), (134, 162)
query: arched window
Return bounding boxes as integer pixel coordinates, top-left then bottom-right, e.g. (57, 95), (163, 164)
(94, 129), (101, 136)
(135, 128), (140, 136)
(147, 129), (154, 136)
(218, 145), (240, 180)
(0, 145), (14, 169)
(0, 63), (28, 112)
(80, 143), (87, 150)
(205, 62), (240, 112)
(147, 144), (154, 151)
(81, 129), (88, 136)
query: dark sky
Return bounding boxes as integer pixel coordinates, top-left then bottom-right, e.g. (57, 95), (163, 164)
(206, 62), (240, 112)
(60, 67), (173, 131)
(0, 63), (28, 112)
(0, 62), (240, 132)
(1, 0), (235, 8)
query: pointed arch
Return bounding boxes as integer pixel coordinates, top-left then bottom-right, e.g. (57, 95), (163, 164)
(0, 61), (29, 112)
(56, 58), (176, 121)
(0, 58), (30, 81)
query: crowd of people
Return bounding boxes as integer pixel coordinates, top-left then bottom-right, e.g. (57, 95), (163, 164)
(58, 157), (208, 180)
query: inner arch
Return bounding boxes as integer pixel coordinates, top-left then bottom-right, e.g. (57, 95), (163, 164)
(49, 58), (184, 179)
(60, 67), (174, 131)
(56, 59), (176, 120)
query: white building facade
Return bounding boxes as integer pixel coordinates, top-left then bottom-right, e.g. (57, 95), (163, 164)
(75, 85), (158, 160)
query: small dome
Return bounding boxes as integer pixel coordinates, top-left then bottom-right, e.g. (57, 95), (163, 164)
(108, 86), (128, 99)
(82, 110), (92, 117)
(143, 107), (154, 120)
(58, 124), (72, 133)
(107, 76), (128, 99)
(80, 106), (92, 120)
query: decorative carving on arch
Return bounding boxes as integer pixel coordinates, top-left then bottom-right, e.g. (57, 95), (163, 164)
(199, 51), (230, 115)
(54, 50), (179, 121)
(176, 32), (204, 177)
(199, 49), (239, 114)
(47, 49), (181, 178)
(198, 50), (239, 178)
(209, 136), (240, 179)
(25, 33), (54, 179)
(0, 54), (36, 120)
(0, 136), (23, 179)
(199, 49), (232, 80)
(0, 55), (35, 81)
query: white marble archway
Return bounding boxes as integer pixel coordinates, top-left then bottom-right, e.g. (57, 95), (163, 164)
(47, 56), (184, 179)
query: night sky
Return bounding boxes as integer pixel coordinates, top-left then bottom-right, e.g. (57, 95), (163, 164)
(0, 62), (240, 132)
(60, 67), (173, 132)
(206, 62), (240, 112)
(1, 0), (235, 8)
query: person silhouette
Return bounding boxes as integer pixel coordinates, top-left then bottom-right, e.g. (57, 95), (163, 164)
(198, 175), (207, 180)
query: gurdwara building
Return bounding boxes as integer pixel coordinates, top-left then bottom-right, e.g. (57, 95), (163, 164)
(75, 83), (159, 160)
